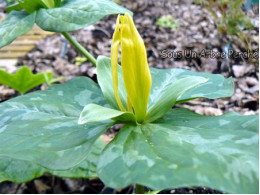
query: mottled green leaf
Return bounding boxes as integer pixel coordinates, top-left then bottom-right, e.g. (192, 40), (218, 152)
(146, 76), (207, 123)
(50, 138), (105, 179)
(0, 138), (105, 183)
(0, 66), (53, 94)
(0, 157), (45, 183)
(0, 77), (112, 170)
(78, 103), (136, 125)
(157, 108), (259, 133)
(36, 0), (132, 32)
(98, 109), (259, 194)
(0, 11), (35, 48)
(149, 68), (234, 105)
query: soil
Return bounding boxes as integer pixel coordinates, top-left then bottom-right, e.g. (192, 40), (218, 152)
(0, 0), (258, 194)
(0, 178), (224, 194)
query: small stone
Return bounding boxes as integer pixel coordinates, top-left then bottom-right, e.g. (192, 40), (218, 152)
(246, 85), (259, 94)
(232, 65), (255, 77)
(34, 180), (50, 194)
(243, 110), (257, 115)
(190, 25), (199, 32)
(203, 107), (223, 116)
(101, 134), (114, 145)
(87, 67), (97, 77)
(79, 64), (89, 73)
(200, 21), (208, 27)
(0, 60), (18, 73)
(200, 58), (218, 73)
(0, 86), (16, 101)
(246, 77), (259, 86)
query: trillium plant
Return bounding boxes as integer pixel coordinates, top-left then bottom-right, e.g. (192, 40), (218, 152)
(0, 3), (258, 195)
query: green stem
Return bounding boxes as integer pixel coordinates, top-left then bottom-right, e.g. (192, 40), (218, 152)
(135, 184), (145, 194)
(61, 32), (97, 66)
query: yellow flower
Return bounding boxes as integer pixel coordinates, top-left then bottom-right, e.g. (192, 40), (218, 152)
(111, 13), (152, 123)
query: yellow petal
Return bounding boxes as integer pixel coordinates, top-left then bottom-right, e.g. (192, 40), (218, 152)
(121, 13), (152, 122)
(111, 15), (126, 111)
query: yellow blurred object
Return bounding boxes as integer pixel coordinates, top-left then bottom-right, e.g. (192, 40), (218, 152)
(111, 13), (152, 123)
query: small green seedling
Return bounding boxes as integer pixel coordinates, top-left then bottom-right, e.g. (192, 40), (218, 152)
(0, 13), (258, 194)
(156, 15), (179, 29)
(75, 57), (87, 66)
(0, 66), (52, 94)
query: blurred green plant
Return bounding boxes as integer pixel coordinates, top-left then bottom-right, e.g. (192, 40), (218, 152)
(156, 15), (179, 29)
(195, 0), (257, 65)
(75, 56), (87, 66)
(195, 0), (254, 34)
(0, 66), (52, 94)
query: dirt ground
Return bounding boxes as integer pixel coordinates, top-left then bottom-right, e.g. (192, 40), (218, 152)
(0, 0), (258, 193)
